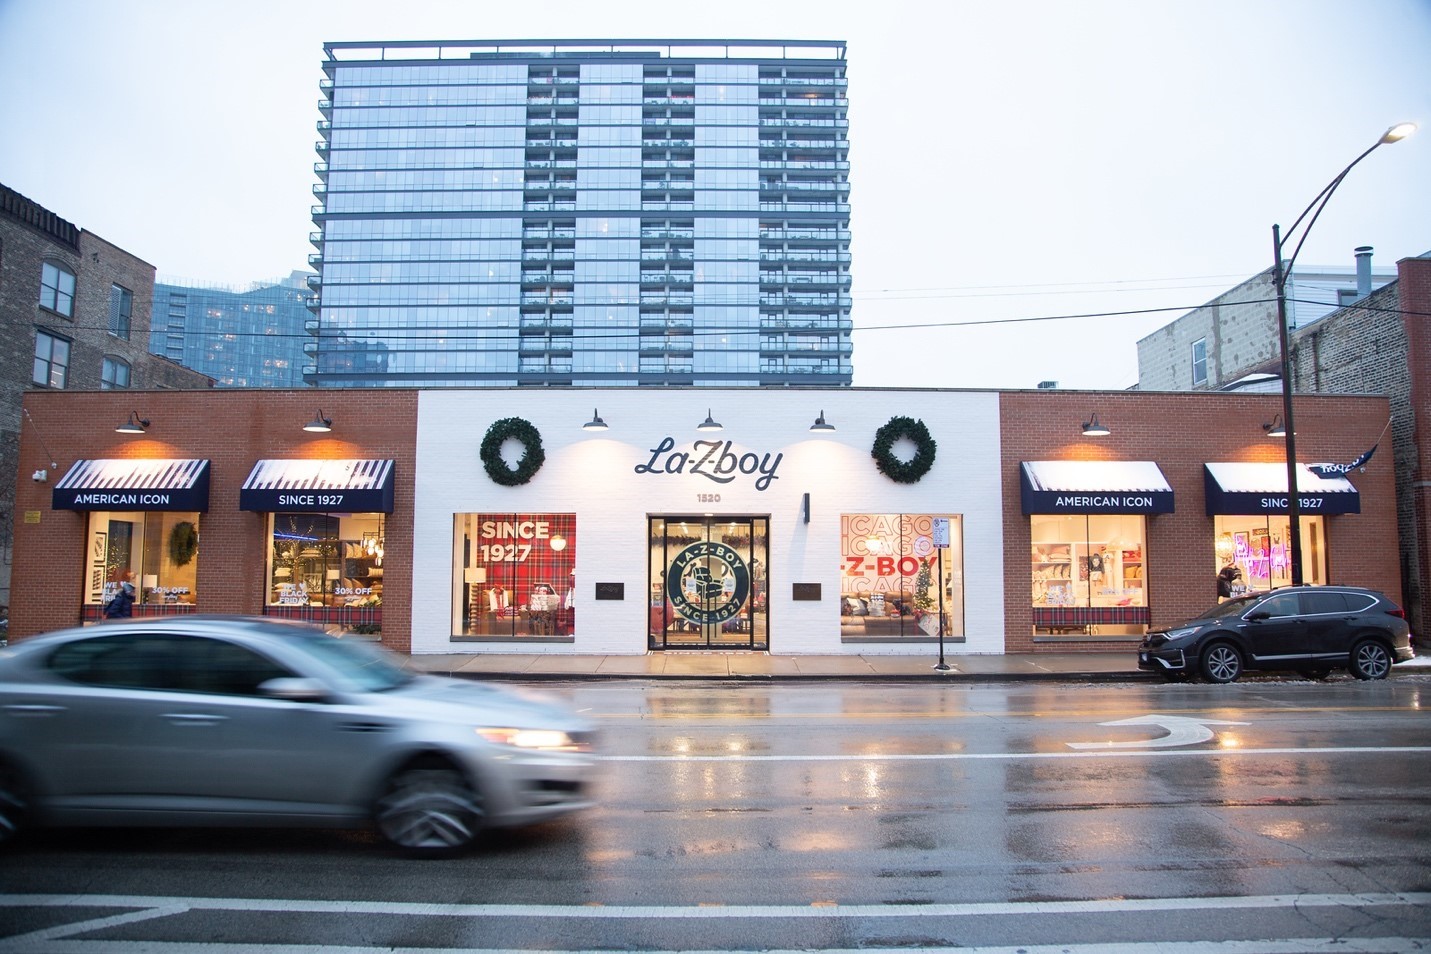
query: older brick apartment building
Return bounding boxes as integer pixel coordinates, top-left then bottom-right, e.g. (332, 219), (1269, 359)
(1138, 252), (1431, 633)
(0, 183), (212, 611)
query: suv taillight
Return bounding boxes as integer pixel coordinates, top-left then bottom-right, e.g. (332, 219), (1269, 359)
(1385, 606), (1407, 619)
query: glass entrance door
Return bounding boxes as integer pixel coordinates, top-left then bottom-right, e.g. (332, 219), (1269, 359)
(648, 516), (768, 650)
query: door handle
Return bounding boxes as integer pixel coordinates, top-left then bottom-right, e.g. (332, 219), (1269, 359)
(162, 713), (229, 726)
(337, 721), (391, 733)
(2, 703), (65, 717)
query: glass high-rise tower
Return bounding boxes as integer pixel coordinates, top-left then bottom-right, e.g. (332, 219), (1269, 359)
(308, 39), (852, 387)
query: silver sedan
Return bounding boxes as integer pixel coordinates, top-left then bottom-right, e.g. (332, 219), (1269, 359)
(0, 615), (597, 854)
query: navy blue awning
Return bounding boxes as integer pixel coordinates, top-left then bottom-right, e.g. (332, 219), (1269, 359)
(1203, 462), (1360, 515)
(240, 459), (395, 514)
(53, 459), (210, 512)
(1020, 460), (1174, 514)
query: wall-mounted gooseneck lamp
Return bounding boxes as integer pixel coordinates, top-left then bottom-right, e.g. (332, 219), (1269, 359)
(809, 410), (835, 432)
(1080, 413), (1110, 437)
(697, 408), (723, 432)
(1263, 415), (1288, 438)
(303, 409), (333, 433)
(582, 408), (608, 431)
(115, 411), (150, 435)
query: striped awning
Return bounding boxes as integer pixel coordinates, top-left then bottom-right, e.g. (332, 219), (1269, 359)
(1203, 462), (1359, 515)
(1020, 460), (1174, 514)
(240, 459), (395, 513)
(53, 459), (210, 512)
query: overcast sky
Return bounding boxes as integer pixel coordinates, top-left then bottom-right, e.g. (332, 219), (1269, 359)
(1, 0), (1426, 391)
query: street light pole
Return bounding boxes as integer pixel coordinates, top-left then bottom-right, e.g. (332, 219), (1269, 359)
(1269, 122), (1415, 587)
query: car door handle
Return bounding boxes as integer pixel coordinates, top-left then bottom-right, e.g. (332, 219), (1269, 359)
(163, 712), (229, 726)
(3, 703), (66, 717)
(337, 721), (392, 733)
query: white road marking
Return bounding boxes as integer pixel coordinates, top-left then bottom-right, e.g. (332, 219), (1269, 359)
(0, 903), (188, 946)
(1068, 714), (1251, 749)
(7, 940), (1429, 954)
(597, 745), (1431, 761)
(0, 891), (1425, 920)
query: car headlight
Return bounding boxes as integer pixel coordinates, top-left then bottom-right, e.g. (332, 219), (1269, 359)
(1162, 626), (1201, 641)
(477, 728), (581, 751)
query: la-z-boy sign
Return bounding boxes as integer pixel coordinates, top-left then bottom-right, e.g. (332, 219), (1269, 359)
(635, 438), (783, 492)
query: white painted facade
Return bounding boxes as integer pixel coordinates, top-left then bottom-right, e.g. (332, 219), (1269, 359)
(412, 389), (1005, 656)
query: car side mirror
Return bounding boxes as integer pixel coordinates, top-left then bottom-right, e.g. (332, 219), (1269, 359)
(1244, 611), (1271, 622)
(259, 677), (330, 702)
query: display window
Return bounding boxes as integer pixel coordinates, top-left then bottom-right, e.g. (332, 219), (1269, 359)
(839, 513), (964, 640)
(1030, 513), (1147, 637)
(1214, 515), (1325, 595)
(454, 513), (575, 638)
(83, 511), (201, 614)
(265, 512), (385, 633)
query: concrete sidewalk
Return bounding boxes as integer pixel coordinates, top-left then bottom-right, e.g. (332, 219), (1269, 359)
(403, 649), (1430, 682)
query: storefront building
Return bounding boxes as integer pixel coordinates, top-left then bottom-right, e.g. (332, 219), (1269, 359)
(12, 388), (1399, 656)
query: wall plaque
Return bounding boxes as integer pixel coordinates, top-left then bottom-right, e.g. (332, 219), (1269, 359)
(792, 583), (821, 601)
(595, 582), (625, 601)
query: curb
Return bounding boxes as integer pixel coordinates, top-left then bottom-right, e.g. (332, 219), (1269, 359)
(420, 668), (1165, 683)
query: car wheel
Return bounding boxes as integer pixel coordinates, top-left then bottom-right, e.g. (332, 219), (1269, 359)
(1200, 642), (1243, 683)
(374, 760), (484, 855)
(1350, 639), (1392, 680)
(0, 759), (29, 847)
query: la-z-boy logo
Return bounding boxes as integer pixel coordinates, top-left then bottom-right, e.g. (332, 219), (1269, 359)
(666, 540), (751, 625)
(635, 438), (783, 492)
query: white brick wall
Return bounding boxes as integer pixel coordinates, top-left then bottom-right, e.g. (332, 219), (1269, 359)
(413, 389), (1006, 656)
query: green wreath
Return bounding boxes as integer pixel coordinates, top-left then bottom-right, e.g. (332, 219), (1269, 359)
(168, 521), (199, 566)
(481, 417), (546, 486)
(871, 416), (937, 484)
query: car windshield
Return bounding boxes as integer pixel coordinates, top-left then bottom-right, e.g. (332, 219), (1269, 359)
(286, 633), (412, 692)
(1192, 594), (1263, 619)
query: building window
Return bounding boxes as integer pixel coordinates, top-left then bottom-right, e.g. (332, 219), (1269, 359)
(85, 512), (201, 608)
(840, 513), (964, 640)
(33, 330), (71, 388)
(102, 356), (131, 389)
(454, 514), (576, 638)
(1191, 338), (1208, 386)
(40, 262), (76, 317)
(266, 513), (385, 617)
(110, 284), (133, 339)
(1214, 516), (1325, 592)
(1031, 513), (1148, 638)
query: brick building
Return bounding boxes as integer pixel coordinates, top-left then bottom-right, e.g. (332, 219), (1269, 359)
(1136, 252), (1431, 634)
(0, 183), (212, 611)
(10, 386), (1397, 659)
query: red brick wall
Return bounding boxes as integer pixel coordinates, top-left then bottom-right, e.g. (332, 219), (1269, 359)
(1399, 258), (1431, 635)
(11, 389), (418, 651)
(999, 390), (1400, 653)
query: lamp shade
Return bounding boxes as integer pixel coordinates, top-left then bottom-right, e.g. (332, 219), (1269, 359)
(115, 411), (150, 434)
(464, 567), (487, 584)
(1081, 413), (1110, 437)
(303, 409), (333, 433)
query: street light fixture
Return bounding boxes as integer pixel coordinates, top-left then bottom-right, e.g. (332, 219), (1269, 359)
(1272, 122), (1414, 586)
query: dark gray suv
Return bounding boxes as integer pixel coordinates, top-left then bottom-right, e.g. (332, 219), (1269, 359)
(1138, 585), (1415, 683)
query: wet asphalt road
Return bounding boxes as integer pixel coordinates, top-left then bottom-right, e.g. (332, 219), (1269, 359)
(2, 676), (1429, 952)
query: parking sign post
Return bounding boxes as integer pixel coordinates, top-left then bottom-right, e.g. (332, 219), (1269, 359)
(932, 518), (951, 672)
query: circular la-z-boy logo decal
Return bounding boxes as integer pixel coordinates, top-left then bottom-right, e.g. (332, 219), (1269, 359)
(666, 541), (751, 626)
